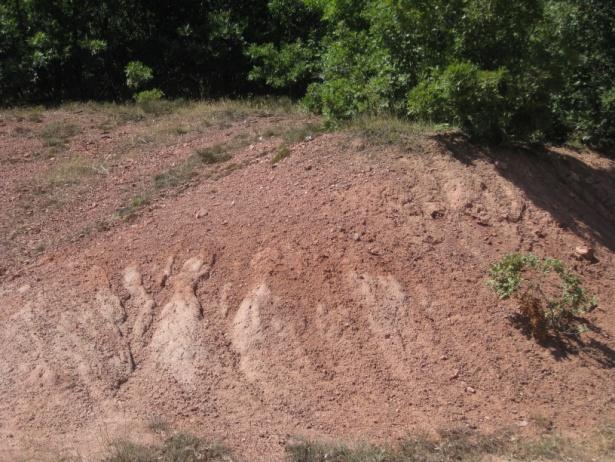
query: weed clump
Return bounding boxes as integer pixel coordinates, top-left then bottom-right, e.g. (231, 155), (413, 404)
(40, 121), (80, 147)
(154, 145), (232, 190)
(282, 122), (325, 144)
(116, 195), (150, 220)
(271, 145), (291, 164)
(488, 253), (596, 340)
(287, 425), (615, 462)
(45, 157), (99, 187)
(102, 432), (233, 462)
(195, 145), (232, 164)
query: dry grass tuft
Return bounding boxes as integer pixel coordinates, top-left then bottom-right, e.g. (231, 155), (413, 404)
(345, 114), (451, 148)
(271, 145), (291, 164)
(102, 432), (234, 462)
(44, 157), (104, 187)
(287, 425), (615, 462)
(116, 195), (151, 220)
(40, 121), (80, 147)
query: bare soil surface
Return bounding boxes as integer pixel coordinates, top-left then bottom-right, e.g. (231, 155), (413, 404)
(0, 103), (614, 461)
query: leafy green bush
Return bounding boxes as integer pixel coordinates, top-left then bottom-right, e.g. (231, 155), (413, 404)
(125, 61), (165, 112)
(133, 89), (169, 115)
(2, 0), (614, 148)
(488, 253), (596, 339)
(407, 63), (509, 141)
(134, 88), (164, 104)
(125, 61), (154, 90)
(543, 0), (615, 147)
(248, 40), (320, 95)
(302, 27), (396, 121)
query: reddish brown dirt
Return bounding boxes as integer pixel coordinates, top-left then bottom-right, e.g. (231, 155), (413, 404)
(0, 105), (614, 461)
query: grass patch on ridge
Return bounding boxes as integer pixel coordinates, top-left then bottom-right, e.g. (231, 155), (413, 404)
(345, 114), (453, 147)
(102, 432), (233, 462)
(287, 424), (615, 462)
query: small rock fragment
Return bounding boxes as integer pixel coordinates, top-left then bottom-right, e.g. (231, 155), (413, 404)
(350, 139), (366, 152)
(574, 245), (593, 261)
(426, 203), (445, 219)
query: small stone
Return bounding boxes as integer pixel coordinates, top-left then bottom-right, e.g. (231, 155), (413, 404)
(574, 245), (593, 261)
(350, 139), (366, 152)
(353, 233), (361, 242)
(427, 204), (445, 219)
(195, 209), (207, 219)
(517, 420), (529, 427)
(465, 386), (476, 394)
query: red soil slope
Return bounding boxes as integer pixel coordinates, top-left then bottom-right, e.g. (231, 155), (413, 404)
(0, 106), (614, 461)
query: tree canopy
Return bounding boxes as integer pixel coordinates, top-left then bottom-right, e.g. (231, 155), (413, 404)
(1, 0), (614, 146)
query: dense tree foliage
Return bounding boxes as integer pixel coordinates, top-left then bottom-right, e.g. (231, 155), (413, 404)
(1, 0), (614, 146)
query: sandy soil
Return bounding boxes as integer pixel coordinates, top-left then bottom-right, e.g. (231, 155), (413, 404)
(0, 104), (614, 461)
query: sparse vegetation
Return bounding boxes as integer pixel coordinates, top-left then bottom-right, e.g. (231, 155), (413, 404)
(287, 425), (615, 462)
(173, 125), (190, 135)
(488, 253), (597, 340)
(345, 115), (451, 148)
(136, 98), (176, 116)
(147, 416), (170, 435)
(154, 162), (196, 190)
(51, 424), (614, 462)
(271, 145), (291, 164)
(102, 433), (233, 462)
(116, 195), (151, 220)
(89, 102), (317, 224)
(45, 157), (101, 187)
(27, 110), (44, 123)
(282, 122), (326, 144)
(40, 121), (80, 147)
(154, 144), (233, 191)
(196, 145), (232, 164)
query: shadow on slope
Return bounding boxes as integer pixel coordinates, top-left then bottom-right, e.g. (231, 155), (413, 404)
(436, 134), (615, 368)
(435, 134), (615, 253)
(509, 313), (615, 369)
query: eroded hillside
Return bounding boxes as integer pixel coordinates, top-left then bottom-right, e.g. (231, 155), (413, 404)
(0, 102), (614, 461)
